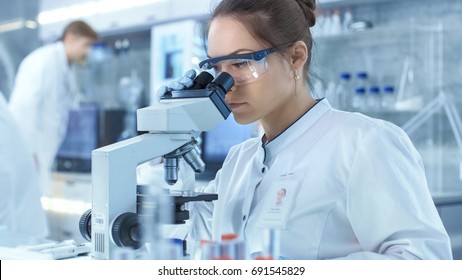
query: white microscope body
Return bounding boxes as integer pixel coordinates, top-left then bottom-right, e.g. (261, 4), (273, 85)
(84, 72), (233, 259)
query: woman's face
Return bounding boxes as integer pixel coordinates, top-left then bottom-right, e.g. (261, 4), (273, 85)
(276, 189), (286, 205)
(207, 16), (295, 125)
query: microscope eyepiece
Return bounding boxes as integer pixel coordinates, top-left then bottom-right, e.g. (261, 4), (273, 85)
(206, 72), (234, 94)
(191, 71), (214, 90)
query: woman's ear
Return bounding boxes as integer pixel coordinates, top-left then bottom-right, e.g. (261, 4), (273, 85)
(289, 41), (308, 73)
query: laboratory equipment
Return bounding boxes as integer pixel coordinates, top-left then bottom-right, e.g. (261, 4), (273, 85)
(79, 71), (234, 259)
(367, 86), (381, 111)
(254, 228), (281, 260)
(351, 87), (366, 110)
(402, 91), (462, 157)
(381, 85), (395, 109)
(331, 72), (352, 109)
(342, 8), (353, 33)
(41, 243), (91, 260)
(200, 234), (246, 260)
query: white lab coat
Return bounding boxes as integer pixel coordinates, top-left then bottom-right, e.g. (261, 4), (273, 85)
(0, 94), (49, 238)
(8, 42), (76, 194)
(190, 98), (452, 259)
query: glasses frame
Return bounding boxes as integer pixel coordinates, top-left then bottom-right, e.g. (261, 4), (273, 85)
(198, 44), (292, 69)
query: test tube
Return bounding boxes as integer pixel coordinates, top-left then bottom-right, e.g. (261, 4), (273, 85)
(255, 228), (280, 260)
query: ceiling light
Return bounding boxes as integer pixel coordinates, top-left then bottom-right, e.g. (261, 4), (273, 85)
(0, 19), (24, 32)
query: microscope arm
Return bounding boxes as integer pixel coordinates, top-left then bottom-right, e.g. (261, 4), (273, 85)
(91, 132), (192, 259)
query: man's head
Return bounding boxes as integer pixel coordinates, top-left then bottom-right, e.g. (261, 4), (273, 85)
(61, 20), (98, 64)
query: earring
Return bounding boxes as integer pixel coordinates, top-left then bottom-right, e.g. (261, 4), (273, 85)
(294, 71), (300, 80)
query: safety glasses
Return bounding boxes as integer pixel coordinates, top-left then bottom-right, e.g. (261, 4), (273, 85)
(199, 44), (291, 86)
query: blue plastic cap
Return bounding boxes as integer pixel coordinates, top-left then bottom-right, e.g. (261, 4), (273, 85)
(357, 72), (368, 79)
(383, 86), (395, 93)
(355, 87), (366, 94)
(340, 73), (351, 79)
(369, 86), (380, 94)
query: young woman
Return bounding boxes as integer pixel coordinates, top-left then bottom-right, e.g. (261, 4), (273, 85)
(167, 0), (451, 259)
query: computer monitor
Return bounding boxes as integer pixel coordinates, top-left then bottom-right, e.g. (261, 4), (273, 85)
(198, 114), (256, 180)
(56, 104), (99, 172)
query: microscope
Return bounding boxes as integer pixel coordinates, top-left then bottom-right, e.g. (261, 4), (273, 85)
(79, 72), (234, 259)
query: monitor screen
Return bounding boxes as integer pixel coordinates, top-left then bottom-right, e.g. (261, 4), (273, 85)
(199, 113), (256, 179)
(56, 104), (99, 172)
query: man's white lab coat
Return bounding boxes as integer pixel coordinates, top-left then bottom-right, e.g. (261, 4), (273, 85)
(8, 41), (76, 193)
(190, 99), (452, 259)
(0, 93), (49, 238)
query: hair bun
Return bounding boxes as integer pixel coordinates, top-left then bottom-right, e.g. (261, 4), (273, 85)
(296, 0), (316, 27)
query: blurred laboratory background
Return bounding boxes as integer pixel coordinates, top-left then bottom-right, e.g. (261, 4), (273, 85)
(0, 0), (462, 259)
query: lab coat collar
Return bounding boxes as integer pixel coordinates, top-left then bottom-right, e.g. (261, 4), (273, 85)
(55, 41), (70, 72)
(261, 98), (331, 166)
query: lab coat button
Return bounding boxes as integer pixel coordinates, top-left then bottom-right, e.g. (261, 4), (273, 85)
(261, 167), (266, 173)
(243, 215), (246, 221)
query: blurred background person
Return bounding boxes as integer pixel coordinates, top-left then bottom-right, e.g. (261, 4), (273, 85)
(8, 20), (98, 194)
(1, 91), (48, 238)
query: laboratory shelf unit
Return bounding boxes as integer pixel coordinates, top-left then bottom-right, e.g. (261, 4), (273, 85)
(312, 21), (462, 195)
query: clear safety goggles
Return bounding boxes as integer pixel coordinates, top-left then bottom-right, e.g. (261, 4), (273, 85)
(199, 45), (289, 86)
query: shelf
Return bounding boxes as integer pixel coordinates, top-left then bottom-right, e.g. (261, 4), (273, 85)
(433, 192), (462, 207)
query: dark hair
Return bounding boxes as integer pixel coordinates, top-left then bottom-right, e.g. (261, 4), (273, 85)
(203, 0), (316, 81)
(61, 20), (98, 41)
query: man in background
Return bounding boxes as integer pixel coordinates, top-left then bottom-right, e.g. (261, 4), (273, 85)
(8, 20), (98, 195)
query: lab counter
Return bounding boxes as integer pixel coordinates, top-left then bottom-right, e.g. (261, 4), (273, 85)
(0, 227), (55, 259)
(0, 227), (51, 248)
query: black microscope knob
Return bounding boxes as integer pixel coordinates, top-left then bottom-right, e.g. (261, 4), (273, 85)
(111, 212), (142, 249)
(79, 209), (92, 241)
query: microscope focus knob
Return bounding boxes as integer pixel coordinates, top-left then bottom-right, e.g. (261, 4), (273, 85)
(79, 209), (92, 242)
(111, 212), (142, 249)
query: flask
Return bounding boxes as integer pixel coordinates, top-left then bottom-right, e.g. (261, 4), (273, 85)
(351, 87), (366, 110)
(351, 72), (368, 110)
(367, 86), (381, 111)
(355, 72), (369, 89)
(342, 7), (353, 33)
(329, 9), (342, 36)
(381, 85), (396, 110)
(334, 72), (352, 109)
